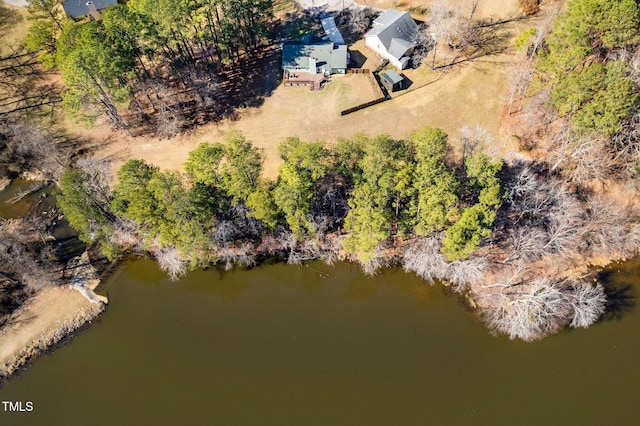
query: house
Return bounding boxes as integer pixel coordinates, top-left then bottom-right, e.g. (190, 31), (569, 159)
(282, 37), (348, 75)
(365, 9), (419, 70)
(62, 0), (117, 20)
(282, 36), (348, 90)
(381, 70), (407, 92)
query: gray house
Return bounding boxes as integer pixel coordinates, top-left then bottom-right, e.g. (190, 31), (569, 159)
(365, 9), (419, 69)
(282, 39), (348, 76)
(62, 0), (117, 20)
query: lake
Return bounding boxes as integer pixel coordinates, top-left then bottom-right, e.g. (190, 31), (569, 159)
(0, 258), (638, 425)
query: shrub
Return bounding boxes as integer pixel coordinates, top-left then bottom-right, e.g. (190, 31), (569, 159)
(519, 0), (540, 15)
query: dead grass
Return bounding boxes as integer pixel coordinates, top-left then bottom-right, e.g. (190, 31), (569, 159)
(72, 0), (528, 180)
(0, 3), (27, 56)
(359, 0), (521, 20)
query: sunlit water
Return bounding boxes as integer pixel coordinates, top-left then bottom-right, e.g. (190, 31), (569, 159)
(0, 259), (638, 425)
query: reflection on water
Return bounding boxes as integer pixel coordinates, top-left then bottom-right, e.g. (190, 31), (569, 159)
(0, 259), (639, 426)
(599, 261), (638, 322)
(0, 178), (54, 219)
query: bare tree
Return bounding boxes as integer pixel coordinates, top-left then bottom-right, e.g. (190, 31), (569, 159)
(156, 246), (187, 281)
(568, 280), (606, 328)
(428, 0), (460, 69)
(612, 108), (640, 176)
(155, 102), (183, 139)
(6, 121), (68, 179)
(582, 195), (634, 257)
(106, 218), (141, 252)
(507, 226), (548, 262)
(459, 125), (495, 159)
(76, 156), (112, 204)
(348, 7), (377, 36)
(411, 24), (436, 69)
(0, 218), (57, 292)
(506, 55), (534, 115)
(481, 278), (571, 341)
(403, 236), (487, 292)
(548, 129), (614, 185)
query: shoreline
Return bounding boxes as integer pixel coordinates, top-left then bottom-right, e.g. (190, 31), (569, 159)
(0, 300), (105, 383)
(0, 251), (113, 383)
(0, 244), (629, 384)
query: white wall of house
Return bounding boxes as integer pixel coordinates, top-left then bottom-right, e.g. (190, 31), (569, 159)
(365, 36), (406, 69)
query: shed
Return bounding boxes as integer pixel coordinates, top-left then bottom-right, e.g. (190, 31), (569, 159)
(381, 70), (406, 92)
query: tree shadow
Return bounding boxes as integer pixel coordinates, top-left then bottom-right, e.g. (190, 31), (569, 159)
(434, 16), (525, 71)
(598, 268), (637, 322)
(0, 4), (23, 40)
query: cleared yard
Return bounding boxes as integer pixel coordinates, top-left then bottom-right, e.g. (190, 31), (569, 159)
(87, 0), (526, 179)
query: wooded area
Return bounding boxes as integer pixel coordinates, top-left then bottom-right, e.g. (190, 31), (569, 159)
(3, 0), (640, 342)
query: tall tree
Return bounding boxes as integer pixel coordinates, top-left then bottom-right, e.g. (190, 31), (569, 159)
(219, 132), (263, 204)
(410, 127), (460, 234)
(272, 137), (328, 239)
(56, 21), (135, 131)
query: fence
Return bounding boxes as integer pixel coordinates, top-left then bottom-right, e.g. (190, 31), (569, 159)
(340, 98), (386, 116)
(341, 68), (387, 116)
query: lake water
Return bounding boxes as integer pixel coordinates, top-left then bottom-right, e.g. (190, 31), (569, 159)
(0, 259), (638, 425)
(0, 178), (54, 219)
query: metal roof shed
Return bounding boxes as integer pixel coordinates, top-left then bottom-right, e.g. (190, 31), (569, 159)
(381, 70), (406, 92)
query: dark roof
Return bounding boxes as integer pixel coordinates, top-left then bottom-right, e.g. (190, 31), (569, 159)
(388, 38), (415, 60)
(365, 9), (418, 61)
(62, 0), (117, 19)
(372, 9), (405, 27)
(282, 41), (347, 71)
(382, 70), (403, 84)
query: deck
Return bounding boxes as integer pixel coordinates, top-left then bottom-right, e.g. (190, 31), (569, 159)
(283, 71), (327, 91)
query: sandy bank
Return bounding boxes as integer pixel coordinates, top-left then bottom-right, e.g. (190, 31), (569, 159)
(0, 253), (108, 381)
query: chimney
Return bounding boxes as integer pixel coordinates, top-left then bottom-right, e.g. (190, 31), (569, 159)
(86, 1), (101, 21)
(309, 57), (317, 74)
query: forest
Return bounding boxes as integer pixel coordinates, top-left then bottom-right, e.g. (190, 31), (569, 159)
(2, 0), (640, 342)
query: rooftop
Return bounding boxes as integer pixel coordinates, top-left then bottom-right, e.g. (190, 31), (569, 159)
(282, 41), (348, 71)
(62, 0), (117, 19)
(365, 9), (419, 60)
(382, 70), (404, 84)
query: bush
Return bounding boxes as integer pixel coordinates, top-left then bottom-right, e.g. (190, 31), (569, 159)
(519, 0), (540, 15)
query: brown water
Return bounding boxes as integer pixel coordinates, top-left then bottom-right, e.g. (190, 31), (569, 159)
(0, 178), (54, 219)
(0, 259), (638, 426)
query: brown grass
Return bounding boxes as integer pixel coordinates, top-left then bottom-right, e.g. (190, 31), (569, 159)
(69, 0), (526, 181)
(0, 3), (27, 56)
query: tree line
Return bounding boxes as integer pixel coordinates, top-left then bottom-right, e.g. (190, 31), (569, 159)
(56, 126), (618, 341)
(56, 127), (503, 273)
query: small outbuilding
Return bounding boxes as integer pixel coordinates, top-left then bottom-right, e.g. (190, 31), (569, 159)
(381, 70), (407, 92)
